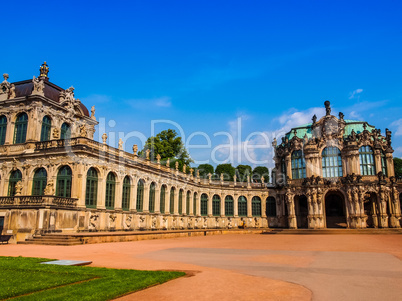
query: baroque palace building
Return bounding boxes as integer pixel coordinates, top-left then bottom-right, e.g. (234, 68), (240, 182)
(0, 64), (401, 242)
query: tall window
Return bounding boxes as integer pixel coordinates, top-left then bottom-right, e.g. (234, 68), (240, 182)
(169, 187), (175, 214)
(225, 196), (234, 216)
(322, 147), (343, 178)
(252, 196), (261, 216)
(57, 166), (72, 198)
(178, 189), (183, 214)
(0, 115), (7, 145)
(291, 150), (306, 179)
(40, 116), (52, 141)
(212, 195), (220, 216)
(32, 168), (47, 196)
(136, 180), (144, 212)
(160, 185), (166, 213)
(238, 196), (247, 216)
(149, 182), (156, 213)
(14, 113), (28, 144)
(193, 193), (197, 215)
(122, 176), (130, 211)
(8, 169), (22, 196)
(186, 191), (191, 215)
(359, 146), (376, 176)
(105, 172), (115, 209)
(85, 167), (97, 207)
(60, 123), (71, 140)
(266, 197), (277, 217)
(201, 193), (208, 216)
(381, 151), (387, 176)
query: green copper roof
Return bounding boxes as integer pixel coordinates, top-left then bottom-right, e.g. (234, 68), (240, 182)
(285, 120), (376, 140)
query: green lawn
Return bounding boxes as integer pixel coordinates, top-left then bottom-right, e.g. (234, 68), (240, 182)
(0, 256), (185, 300)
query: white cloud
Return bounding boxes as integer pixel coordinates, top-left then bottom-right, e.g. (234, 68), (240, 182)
(126, 96), (172, 109)
(349, 88), (363, 99)
(391, 119), (402, 136)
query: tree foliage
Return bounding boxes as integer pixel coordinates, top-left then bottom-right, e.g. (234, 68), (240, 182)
(394, 157), (402, 179)
(215, 164), (235, 181)
(252, 166), (269, 183)
(235, 165), (252, 181)
(196, 164), (214, 178)
(140, 129), (193, 170)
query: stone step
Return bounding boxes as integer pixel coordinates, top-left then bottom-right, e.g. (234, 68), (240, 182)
(263, 228), (402, 235)
(18, 240), (82, 246)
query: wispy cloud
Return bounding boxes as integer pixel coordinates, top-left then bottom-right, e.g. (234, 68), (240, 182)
(391, 119), (402, 136)
(126, 96), (172, 109)
(349, 88), (363, 99)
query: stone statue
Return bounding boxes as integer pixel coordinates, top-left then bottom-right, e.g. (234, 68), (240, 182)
(220, 173), (224, 181)
(91, 105), (96, 120)
(15, 180), (23, 196)
(133, 144), (138, 156)
(339, 112), (344, 121)
(175, 161), (179, 170)
(196, 169), (199, 178)
(312, 114), (317, 124)
(385, 128), (392, 145)
(272, 137), (277, 148)
(156, 154), (161, 164)
(118, 138), (123, 150)
(32, 76), (45, 96)
(261, 176), (265, 183)
(52, 128), (60, 139)
(79, 125), (87, 137)
(234, 174), (237, 184)
(44, 180), (54, 195)
(145, 149), (150, 160)
(189, 168), (194, 176)
(247, 175), (250, 183)
(102, 133), (108, 144)
(9, 84), (15, 99)
(166, 158), (170, 167)
(0, 73), (11, 101)
(183, 164), (186, 173)
(324, 100), (331, 116)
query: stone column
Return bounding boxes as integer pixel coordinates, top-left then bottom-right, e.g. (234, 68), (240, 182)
(261, 195), (267, 218)
(189, 192), (194, 216)
(164, 187), (170, 214)
(220, 194), (225, 217)
(174, 188), (179, 215)
(285, 155), (292, 179)
(386, 152), (395, 177)
(97, 178), (106, 209)
(247, 195), (252, 217)
(154, 185), (161, 214)
(208, 193), (213, 217)
(286, 192), (297, 229)
(26, 109), (38, 142)
(195, 192), (201, 216)
(142, 182), (150, 213)
(114, 180), (122, 210)
(374, 149), (382, 175)
(182, 191), (187, 215)
(234, 193), (239, 217)
(129, 181), (137, 211)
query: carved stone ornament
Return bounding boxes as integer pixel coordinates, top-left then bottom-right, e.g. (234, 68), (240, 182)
(91, 105), (96, 120)
(9, 84), (15, 99)
(80, 125), (87, 137)
(0, 73), (11, 101)
(156, 154), (161, 164)
(44, 180), (54, 195)
(52, 128), (60, 139)
(14, 181), (23, 196)
(133, 144), (138, 156)
(102, 133), (108, 144)
(32, 76), (45, 96)
(118, 138), (123, 150)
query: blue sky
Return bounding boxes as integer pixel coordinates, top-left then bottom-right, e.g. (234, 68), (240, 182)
(2, 0), (402, 167)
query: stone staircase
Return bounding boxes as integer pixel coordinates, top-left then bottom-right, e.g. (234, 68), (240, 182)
(18, 234), (84, 246)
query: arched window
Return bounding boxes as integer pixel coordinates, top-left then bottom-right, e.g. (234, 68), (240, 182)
(201, 193), (208, 216)
(160, 185), (166, 213)
(85, 167), (97, 207)
(266, 197), (277, 217)
(169, 187), (175, 214)
(359, 146), (375, 175)
(40, 116), (52, 142)
(186, 191), (191, 215)
(322, 147), (343, 178)
(32, 168), (47, 196)
(193, 192), (197, 215)
(225, 196), (234, 216)
(238, 196), (247, 217)
(212, 195), (220, 216)
(291, 150), (306, 179)
(122, 176), (130, 211)
(252, 196), (261, 216)
(14, 113), (28, 144)
(57, 166), (72, 198)
(381, 151), (387, 176)
(105, 172), (115, 209)
(136, 179), (144, 212)
(0, 115), (7, 145)
(8, 169), (22, 196)
(60, 123), (71, 140)
(149, 182), (156, 213)
(178, 189), (183, 214)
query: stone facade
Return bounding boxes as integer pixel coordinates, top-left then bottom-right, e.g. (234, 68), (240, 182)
(0, 64), (401, 243)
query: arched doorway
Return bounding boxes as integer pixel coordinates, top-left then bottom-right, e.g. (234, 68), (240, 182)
(295, 195), (308, 228)
(325, 191), (346, 228)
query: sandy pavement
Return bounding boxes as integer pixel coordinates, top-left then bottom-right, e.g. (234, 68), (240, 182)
(1, 234), (401, 300)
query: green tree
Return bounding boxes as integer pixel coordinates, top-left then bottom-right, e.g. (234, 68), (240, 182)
(394, 157), (402, 178)
(140, 129), (193, 171)
(197, 164), (214, 178)
(236, 165), (252, 182)
(215, 164), (235, 181)
(252, 166), (269, 183)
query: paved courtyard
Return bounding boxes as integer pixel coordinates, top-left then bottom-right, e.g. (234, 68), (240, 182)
(1, 234), (402, 300)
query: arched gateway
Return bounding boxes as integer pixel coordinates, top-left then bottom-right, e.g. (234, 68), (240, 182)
(325, 191), (347, 228)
